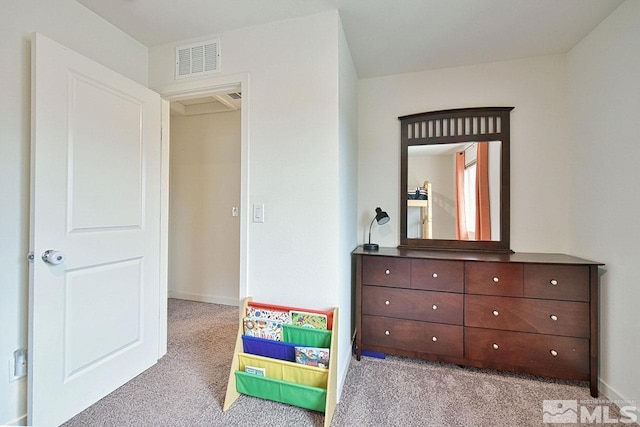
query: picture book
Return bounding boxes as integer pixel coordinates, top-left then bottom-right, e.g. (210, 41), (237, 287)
(294, 346), (330, 369)
(243, 317), (283, 341)
(246, 306), (291, 324)
(289, 310), (328, 330)
(244, 365), (266, 377)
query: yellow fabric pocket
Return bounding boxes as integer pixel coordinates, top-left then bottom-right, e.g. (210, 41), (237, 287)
(238, 353), (328, 388)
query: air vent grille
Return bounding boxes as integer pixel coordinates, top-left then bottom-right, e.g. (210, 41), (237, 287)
(175, 39), (220, 79)
(228, 92), (242, 100)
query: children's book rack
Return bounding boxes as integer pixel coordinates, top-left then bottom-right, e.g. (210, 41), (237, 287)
(223, 297), (338, 427)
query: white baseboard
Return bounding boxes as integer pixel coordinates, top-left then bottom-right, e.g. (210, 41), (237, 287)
(5, 413), (27, 426)
(168, 291), (240, 307)
(336, 345), (352, 403)
(598, 377), (634, 404)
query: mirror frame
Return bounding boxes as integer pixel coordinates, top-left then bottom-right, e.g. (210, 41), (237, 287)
(399, 107), (514, 253)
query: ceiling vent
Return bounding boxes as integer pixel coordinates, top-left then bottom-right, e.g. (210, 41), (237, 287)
(175, 39), (220, 79)
(227, 92), (242, 100)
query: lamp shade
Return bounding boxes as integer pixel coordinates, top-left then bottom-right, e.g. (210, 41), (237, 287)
(363, 207), (390, 251)
(375, 207), (390, 225)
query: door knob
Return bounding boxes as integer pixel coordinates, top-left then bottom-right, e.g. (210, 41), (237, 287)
(42, 250), (66, 265)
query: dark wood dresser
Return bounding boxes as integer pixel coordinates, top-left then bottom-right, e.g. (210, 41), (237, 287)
(352, 247), (603, 397)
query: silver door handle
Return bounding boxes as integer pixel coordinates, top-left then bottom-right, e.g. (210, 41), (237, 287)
(42, 250), (66, 265)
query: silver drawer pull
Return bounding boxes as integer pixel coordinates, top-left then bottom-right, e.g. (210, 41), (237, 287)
(493, 277), (499, 283)
(550, 349), (558, 357)
(432, 273), (438, 278)
(384, 330), (390, 336)
(550, 279), (558, 286)
(550, 314), (558, 321)
(492, 310), (499, 316)
(432, 304), (438, 310)
(385, 269), (390, 275)
(432, 336), (438, 342)
(492, 343), (499, 350)
(385, 300), (390, 305)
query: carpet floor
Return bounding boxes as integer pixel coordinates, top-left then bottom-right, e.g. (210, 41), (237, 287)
(62, 299), (636, 427)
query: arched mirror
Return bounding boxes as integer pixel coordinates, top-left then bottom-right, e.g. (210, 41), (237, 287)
(399, 107), (514, 253)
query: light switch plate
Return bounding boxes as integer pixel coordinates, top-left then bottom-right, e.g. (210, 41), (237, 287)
(253, 204), (264, 223)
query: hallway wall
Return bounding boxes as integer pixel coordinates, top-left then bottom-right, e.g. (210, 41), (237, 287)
(169, 110), (241, 305)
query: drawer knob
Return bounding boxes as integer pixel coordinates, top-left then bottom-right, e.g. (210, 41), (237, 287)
(385, 269), (390, 275)
(384, 330), (390, 336)
(550, 279), (558, 286)
(550, 349), (558, 357)
(385, 300), (390, 305)
(492, 343), (499, 350)
(432, 336), (438, 342)
(432, 273), (438, 278)
(492, 310), (499, 316)
(550, 314), (558, 321)
(493, 277), (499, 283)
(432, 304), (438, 310)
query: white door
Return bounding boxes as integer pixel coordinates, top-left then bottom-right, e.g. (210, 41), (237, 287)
(28, 33), (163, 426)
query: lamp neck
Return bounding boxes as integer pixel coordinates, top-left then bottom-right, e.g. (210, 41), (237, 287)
(368, 216), (377, 244)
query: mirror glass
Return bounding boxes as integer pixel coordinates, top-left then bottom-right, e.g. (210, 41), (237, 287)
(407, 141), (501, 241)
(399, 107), (513, 253)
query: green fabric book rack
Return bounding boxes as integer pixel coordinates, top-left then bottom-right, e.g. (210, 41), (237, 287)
(223, 297), (339, 427)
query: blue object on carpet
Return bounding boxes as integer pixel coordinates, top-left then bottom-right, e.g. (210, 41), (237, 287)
(352, 342), (386, 359)
(361, 349), (385, 359)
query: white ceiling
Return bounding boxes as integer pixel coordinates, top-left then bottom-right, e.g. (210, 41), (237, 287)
(170, 92), (242, 116)
(76, 0), (623, 79)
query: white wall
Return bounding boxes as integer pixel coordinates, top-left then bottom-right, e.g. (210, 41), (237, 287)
(0, 1), (148, 424)
(337, 19), (359, 393)
(567, 0), (640, 403)
(169, 110), (241, 306)
(150, 10), (356, 395)
(358, 54), (569, 253)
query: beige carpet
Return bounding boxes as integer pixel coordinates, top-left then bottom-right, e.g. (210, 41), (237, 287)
(62, 299), (637, 427)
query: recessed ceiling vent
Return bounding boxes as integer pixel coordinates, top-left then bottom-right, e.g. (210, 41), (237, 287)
(227, 92), (242, 100)
(175, 39), (220, 79)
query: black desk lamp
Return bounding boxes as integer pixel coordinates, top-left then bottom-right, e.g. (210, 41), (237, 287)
(363, 207), (390, 251)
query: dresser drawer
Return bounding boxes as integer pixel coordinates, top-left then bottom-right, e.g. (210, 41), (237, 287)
(362, 256), (411, 288)
(362, 315), (463, 357)
(465, 295), (589, 338)
(465, 262), (523, 296)
(464, 328), (589, 380)
(363, 286), (463, 325)
(411, 259), (464, 292)
(524, 264), (590, 302)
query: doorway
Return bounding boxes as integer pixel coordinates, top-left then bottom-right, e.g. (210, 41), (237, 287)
(168, 91), (241, 305)
(160, 75), (249, 312)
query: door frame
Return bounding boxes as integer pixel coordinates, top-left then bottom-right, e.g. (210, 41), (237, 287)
(156, 73), (249, 349)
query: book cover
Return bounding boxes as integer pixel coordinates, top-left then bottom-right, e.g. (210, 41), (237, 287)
(244, 365), (266, 377)
(289, 310), (328, 330)
(294, 346), (330, 369)
(243, 317), (283, 341)
(246, 306), (291, 324)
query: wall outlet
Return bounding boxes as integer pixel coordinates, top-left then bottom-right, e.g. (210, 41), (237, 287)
(9, 349), (27, 382)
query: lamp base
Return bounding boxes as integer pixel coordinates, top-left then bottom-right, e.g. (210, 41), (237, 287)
(362, 243), (379, 251)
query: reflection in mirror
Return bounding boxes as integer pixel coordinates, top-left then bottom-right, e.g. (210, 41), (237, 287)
(407, 141), (501, 241)
(399, 107), (513, 253)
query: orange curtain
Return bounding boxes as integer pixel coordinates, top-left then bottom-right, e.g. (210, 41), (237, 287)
(455, 151), (468, 240)
(475, 142), (491, 240)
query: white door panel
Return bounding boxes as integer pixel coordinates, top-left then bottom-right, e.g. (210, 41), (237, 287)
(29, 33), (162, 426)
(69, 73), (144, 230)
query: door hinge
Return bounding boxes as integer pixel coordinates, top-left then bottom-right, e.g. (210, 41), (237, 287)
(27, 252), (34, 263)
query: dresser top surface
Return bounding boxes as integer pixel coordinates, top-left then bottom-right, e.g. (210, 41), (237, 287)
(352, 246), (604, 266)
